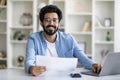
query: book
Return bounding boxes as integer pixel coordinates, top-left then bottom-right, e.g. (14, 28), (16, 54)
(0, 0), (6, 6)
(82, 21), (91, 32)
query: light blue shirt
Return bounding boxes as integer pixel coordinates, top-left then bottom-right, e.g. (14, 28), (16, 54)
(25, 30), (94, 73)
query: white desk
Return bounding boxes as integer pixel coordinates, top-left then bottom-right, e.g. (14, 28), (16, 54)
(0, 68), (120, 80)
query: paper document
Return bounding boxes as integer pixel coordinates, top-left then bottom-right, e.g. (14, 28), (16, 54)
(36, 55), (78, 71)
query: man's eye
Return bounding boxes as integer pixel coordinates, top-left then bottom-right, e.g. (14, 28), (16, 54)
(44, 18), (59, 23)
(44, 19), (50, 22)
(53, 19), (58, 22)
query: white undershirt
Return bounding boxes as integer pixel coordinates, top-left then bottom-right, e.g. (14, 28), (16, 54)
(46, 40), (58, 57)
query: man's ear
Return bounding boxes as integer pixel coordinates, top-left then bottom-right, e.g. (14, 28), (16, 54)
(58, 23), (60, 28)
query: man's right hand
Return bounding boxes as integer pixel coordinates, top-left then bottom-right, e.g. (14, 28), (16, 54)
(29, 66), (46, 76)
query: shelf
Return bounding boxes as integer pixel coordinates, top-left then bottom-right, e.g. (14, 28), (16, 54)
(11, 40), (27, 44)
(96, 0), (114, 1)
(11, 66), (24, 69)
(0, 20), (7, 22)
(68, 12), (92, 16)
(11, 0), (33, 1)
(0, 58), (7, 60)
(69, 32), (92, 35)
(0, 32), (7, 35)
(52, 0), (65, 1)
(10, 26), (33, 30)
(95, 41), (114, 44)
(95, 27), (114, 30)
(0, 6), (7, 8)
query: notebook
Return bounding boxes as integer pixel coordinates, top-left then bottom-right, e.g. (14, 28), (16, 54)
(81, 52), (120, 76)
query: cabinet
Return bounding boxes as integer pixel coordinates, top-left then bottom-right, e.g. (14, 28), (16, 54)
(0, 0), (7, 69)
(5, 0), (120, 69)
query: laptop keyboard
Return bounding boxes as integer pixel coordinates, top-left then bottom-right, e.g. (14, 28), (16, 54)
(81, 70), (100, 76)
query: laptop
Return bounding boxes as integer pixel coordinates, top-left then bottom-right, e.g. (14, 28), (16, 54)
(81, 52), (120, 76)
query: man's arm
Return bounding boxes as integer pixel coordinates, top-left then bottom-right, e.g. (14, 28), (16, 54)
(71, 35), (102, 72)
(25, 37), (47, 76)
(25, 37), (36, 73)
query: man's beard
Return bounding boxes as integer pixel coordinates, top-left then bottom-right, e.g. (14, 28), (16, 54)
(43, 25), (58, 36)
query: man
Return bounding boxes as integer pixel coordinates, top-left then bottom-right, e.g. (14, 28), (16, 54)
(25, 5), (102, 76)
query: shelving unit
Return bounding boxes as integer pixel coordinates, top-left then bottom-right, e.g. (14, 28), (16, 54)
(0, 0), (7, 69)
(66, 0), (93, 58)
(93, 0), (115, 63)
(7, 0), (34, 69)
(0, 0), (119, 69)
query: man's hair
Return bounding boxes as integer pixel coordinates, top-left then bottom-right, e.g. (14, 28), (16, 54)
(39, 5), (62, 22)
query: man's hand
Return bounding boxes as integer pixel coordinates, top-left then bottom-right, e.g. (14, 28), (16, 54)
(92, 64), (102, 73)
(29, 66), (46, 76)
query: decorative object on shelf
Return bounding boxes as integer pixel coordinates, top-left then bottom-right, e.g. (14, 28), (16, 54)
(104, 18), (111, 27)
(29, 29), (33, 35)
(17, 34), (26, 40)
(82, 21), (91, 32)
(13, 31), (26, 40)
(0, 64), (7, 69)
(0, 51), (6, 58)
(17, 55), (24, 67)
(19, 13), (33, 26)
(78, 42), (86, 53)
(13, 31), (21, 40)
(100, 49), (109, 58)
(59, 27), (64, 32)
(106, 31), (111, 41)
(100, 49), (110, 63)
(95, 16), (103, 27)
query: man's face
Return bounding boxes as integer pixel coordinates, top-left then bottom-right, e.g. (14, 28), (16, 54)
(41, 13), (60, 36)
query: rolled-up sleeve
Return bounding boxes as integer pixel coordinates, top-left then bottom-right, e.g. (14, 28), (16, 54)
(24, 37), (36, 73)
(72, 36), (94, 69)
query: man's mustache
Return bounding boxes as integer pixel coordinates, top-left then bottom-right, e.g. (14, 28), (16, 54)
(46, 25), (56, 29)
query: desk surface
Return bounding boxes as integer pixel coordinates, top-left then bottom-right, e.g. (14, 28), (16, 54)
(0, 68), (120, 80)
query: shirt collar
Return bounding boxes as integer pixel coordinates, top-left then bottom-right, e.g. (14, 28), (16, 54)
(41, 30), (60, 43)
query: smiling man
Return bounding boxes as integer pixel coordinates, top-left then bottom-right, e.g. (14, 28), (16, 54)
(25, 5), (102, 76)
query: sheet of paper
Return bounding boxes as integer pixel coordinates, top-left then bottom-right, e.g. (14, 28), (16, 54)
(36, 55), (78, 71)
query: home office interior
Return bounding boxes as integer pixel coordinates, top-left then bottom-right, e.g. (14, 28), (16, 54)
(0, 0), (120, 79)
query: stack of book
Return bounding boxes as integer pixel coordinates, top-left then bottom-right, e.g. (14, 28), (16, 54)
(0, 0), (6, 6)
